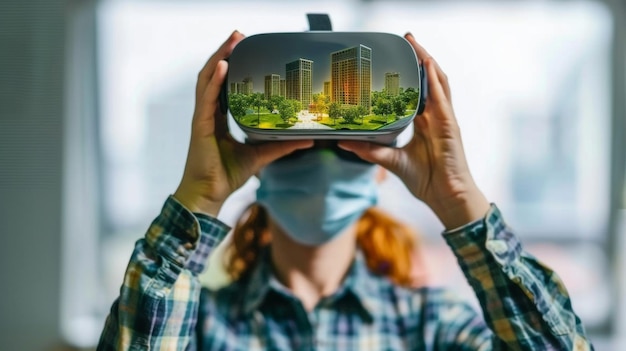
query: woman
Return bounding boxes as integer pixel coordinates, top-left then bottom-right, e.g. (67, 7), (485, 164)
(98, 31), (593, 350)
(222, 165), (429, 291)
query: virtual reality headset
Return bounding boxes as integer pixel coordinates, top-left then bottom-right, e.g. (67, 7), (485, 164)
(220, 14), (427, 145)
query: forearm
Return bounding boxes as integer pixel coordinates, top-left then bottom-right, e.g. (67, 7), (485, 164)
(97, 196), (230, 351)
(444, 205), (593, 350)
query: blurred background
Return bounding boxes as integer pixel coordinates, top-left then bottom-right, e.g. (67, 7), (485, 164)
(1, 0), (625, 349)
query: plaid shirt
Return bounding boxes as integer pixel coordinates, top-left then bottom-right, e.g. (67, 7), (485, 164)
(98, 196), (593, 350)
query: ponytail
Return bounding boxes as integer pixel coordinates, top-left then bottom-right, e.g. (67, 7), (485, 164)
(356, 207), (419, 287)
(224, 203), (271, 281)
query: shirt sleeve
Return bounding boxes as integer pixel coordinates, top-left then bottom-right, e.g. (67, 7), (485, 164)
(442, 204), (594, 351)
(97, 196), (230, 351)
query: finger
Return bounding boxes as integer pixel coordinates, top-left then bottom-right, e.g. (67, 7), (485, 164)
(194, 60), (229, 137)
(337, 141), (399, 170)
(404, 33), (451, 100)
(253, 140), (314, 168)
(429, 59), (451, 100)
(405, 32), (431, 63)
(196, 31), (245, 100)
(424, 58), (448, 105)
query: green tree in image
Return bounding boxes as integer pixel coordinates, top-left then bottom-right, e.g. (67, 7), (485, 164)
(392, 96), (408, 120)
(249, 93), (264, 125)
(312, 93), (329, 120)
(356, 105), (368, 124)
(371, 90), (385, 107)
(228, 94), (248, 121)
(342, 106), (359, 124)
(278, 99), (296, 124)
(328, 102), (342, 126)
(266, 95), (284, 113)
(310, 93), (320, 116)
(290, 99), (302, 113)
(401, 87), (419, 110)
(373, 98), (393, 123)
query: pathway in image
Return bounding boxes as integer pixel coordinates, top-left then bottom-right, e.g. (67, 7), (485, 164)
(288, 111), (333, 129)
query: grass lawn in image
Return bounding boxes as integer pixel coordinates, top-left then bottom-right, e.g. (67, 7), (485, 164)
(239, 113), (295, 129)
(237, 109), (417, 130)
(319, 110), (416, 130)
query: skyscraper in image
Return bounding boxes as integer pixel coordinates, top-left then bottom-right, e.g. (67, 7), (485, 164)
(286, 58), (313, 110)
(323, 81), (331, 96)
(330, 44), (372, 110)
(385, 72), (400, 96)
(264, 74), (281, 99)
(241, 77), (253, 95)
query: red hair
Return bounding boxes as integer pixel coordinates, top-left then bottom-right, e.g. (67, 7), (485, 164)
(224, 203), (424, 288)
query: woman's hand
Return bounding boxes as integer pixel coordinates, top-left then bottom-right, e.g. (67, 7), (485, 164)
(174, 31), (313, 217)
(338, 33), (489, 230)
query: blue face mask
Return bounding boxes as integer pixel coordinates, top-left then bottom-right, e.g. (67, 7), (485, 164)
(256, 149), (378, 246)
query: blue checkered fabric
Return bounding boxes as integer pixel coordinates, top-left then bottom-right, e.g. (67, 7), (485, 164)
(97, 196), (593, 350)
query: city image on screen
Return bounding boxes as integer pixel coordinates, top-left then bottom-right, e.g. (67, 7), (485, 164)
(227, 32), (421, 131)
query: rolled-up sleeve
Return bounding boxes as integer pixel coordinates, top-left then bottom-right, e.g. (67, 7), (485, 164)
(443, 204), (593, 350)
(97, 196), (230, 351)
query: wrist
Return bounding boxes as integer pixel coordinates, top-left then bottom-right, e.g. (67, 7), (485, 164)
(430, 187), (490, 231)
(173, 184), (223, 217)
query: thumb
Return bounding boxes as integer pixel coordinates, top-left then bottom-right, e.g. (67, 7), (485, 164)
(253, 140), (314, 168)
(337, 141), (399, 170)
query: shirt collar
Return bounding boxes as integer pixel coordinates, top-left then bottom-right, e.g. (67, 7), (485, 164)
(241, 248), (274, 316)
(342, 251), (381, 322)
(240, 247), (383, 322)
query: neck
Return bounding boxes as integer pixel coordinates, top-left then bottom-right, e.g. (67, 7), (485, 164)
(269, 219), (357, 311)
